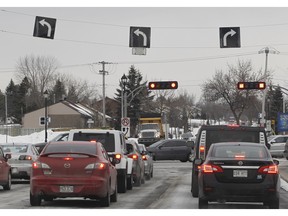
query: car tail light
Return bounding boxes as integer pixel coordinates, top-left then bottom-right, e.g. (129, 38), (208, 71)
(142, 155), (147, 160)
(64, 157), (74, 161)
(85, 162), (106, 170)
(32, 161), (50, 169)
(115, 154), (121, 160)
(90, 140), (97, 143)
(201, 164), (223, 173)
(258, 165), (279, 174)
(234, 155), (245, 159)
(128, 154), (138, 160)
(19, 155), (33, 160)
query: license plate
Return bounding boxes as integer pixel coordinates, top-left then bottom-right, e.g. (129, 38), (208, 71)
(59, 186), (74, 193)
(233, 170), (248, 177)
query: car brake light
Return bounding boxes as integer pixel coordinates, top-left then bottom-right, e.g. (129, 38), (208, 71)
(258, 165), (278, 174)
(90, 140), (97, 143)
(235, 155), (245, 159)
(115, 154), (121, 159)
(64, 157), (74, 161)
(129, 154), (138, 160)
(227, 124), (240, 128)
(199, 146), (205, 153)
(201, 164), (223, 173)
(142, 155), (147, 160)
(85, 163), (106, 170)
(19, 155), (32, 160)
(32, 161), (51, 169)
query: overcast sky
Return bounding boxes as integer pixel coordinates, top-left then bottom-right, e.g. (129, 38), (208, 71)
(1, 5), (288, 102)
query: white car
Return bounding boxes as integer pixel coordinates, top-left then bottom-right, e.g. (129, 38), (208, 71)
(268, 135), (288, 157)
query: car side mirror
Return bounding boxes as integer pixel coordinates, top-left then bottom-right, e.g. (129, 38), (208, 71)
(4, 153), (11, 161)
(273, 159), (279, 165)
(109, 155), (121, 165)
(267, 143), (271, 150)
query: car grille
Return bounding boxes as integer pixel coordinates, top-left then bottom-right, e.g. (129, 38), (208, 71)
(141, 132), (155, 138)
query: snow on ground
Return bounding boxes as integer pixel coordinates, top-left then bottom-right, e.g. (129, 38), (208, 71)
(0, 129), (64, 144)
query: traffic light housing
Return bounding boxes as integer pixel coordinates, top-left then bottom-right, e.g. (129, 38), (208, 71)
(148, 81), (178, 90)
(237, 81), (266, 90)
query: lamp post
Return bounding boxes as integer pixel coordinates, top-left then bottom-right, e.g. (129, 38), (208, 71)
(43, 90), (48, 142)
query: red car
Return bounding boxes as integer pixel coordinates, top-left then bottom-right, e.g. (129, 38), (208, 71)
(0, 146), (11, 190)
(30, 141), (119, 207)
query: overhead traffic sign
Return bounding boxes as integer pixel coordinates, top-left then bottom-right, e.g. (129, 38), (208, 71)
(33, 16), (57, 39)
(129, 26), (151, 48)
(219, 27), (240, 48)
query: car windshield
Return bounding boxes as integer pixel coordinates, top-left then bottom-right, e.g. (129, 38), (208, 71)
(1, 145), (28, 153)
(43, 143), (97, 155)
(148, 140), (166, 148)
(211, 145), (268, 159)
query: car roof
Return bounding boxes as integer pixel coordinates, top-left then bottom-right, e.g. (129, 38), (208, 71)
(210, 142), (266, 147)
(199, 125), (265, 131)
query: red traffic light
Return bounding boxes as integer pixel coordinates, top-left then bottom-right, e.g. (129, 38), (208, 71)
(237, 82), (266, 90)
(148, 81), (178, 90)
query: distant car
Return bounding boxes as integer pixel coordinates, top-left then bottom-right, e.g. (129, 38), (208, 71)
(34, 132), (69, 154)
(268, 135), (288, 158)
(138, 143), (153, 180)
(0, 143), (39, 180)
(197, 142), (280, 209)
(30, 141), (120, 207)
(126, 139), (145, 187)
(0, 146), (12, 190)
(147, 139), (193, 162)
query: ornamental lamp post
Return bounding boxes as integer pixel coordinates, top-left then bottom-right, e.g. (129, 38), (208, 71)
(121, 74), (128, 119)
(43, 90), (49, 142)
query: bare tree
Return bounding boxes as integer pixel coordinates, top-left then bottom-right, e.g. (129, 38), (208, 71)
(15, 55), (59, 108)
(202, 59), (270, 124)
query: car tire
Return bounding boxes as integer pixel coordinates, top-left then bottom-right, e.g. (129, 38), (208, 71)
(198, 197), (208, 209)
(145, 171), (151, 180)
(110, 182), (118, 202)
(134, 172), (141, 187)
(141, 172), (145, 184)
(43, 196), (53, 202)
(118, 172), (127, 193)
(191, 170), (199, 198)
(30, 192), (41, 206)
(99, 192), (110, 207)
(3, 172), (11, 191)
(127, 174), (133, 190)
(267, 198), (279, 209)
(150, 168), (153, 178)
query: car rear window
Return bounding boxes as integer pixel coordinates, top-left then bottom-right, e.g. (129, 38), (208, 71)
(211, 145), (268, 159)
(72, 133), (115, 152)
(2, 145), (28, 153)
(44, 143), (97, 155)
(206, 130), (260, 148)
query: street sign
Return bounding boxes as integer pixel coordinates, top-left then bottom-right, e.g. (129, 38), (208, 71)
(121, 117), (130, 127)
(129, 26), (151, 48)
(33, 16), (57, 39)
(219, 27), (240, 48)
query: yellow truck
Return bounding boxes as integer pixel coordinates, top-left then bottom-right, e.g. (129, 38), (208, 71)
(137, 113), (164, 146)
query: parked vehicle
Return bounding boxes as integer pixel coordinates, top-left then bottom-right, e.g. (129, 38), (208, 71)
(191, 124), (268, 198)
(0, 146), (12, 190)
(138, 143), (153, 180)
(30, 141), (120, 207)
(67, 129), (133, 193)
(268, 135), (288, 158)
(147, 139), (193, 162)
(34, 132), (69, 154)
(126, 139), (145, 187)
(0, 143), (39, 179)
(197, 142), (280, 209)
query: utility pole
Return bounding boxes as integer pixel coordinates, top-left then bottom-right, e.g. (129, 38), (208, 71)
(99, 61), (110, 128)
(258, 47), (279, 127)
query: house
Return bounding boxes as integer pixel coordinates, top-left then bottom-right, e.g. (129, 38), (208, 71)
(22, 100), (112, 129)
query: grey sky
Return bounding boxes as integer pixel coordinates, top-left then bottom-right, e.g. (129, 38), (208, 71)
(1, 7), (288, 101)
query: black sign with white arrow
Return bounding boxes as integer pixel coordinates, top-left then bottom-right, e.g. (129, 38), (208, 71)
(219, 27), (240, 48)
(129, 26), (151, 48)
(33, 16), (57, 39)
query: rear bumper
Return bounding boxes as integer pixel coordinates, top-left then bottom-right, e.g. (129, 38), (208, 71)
(199, 174), (280, 202)
(10, 164), (31, 179)
(30, 176), (108, 198)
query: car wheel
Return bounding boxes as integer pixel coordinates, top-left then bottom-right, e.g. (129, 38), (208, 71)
(134, 172), (141, 187)
(267, 198), (279, 209)
(127, 174), (133, 190)
(145, 170), (151, 180)
(43, 196), (53, 202)
(99, 192), (110, 207)
(3, 172), (11, 191)
(30, 192), (41, 206)
(141, 172), (145, 184)
(150, 168), (153, 178)
(191, 170), (199, 198)
(117, 172), (127, 193)
(110, 181), (118, 202)
(198, 197), (208, 209)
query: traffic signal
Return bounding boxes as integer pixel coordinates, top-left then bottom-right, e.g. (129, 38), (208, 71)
(148, 81), (178, 90)
(237, 81), (266, 90)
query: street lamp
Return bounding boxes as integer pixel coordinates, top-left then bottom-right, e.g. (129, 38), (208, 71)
(121, 74), (128, 119)
(43, 90), (48, 142)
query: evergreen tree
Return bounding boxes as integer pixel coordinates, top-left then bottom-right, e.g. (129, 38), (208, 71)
(52, 79), (66, 103)
(5, 79), (20, 123)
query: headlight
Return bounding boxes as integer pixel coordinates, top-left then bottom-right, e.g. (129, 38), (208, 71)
(155, 132), (160, 138)
(138, 133), (142, 138)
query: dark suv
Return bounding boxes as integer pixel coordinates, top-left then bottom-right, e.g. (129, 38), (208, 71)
(191, 124), (268, 197)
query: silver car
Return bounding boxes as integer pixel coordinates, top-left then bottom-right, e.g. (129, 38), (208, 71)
(268, 135), (288, 158)
(0, 143), (39, 179)
(138, 143), (153, 180)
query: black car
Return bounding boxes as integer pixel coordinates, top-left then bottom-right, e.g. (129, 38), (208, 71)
(191, 124), (268, 197)
(196, 142), (280, 209)
(147, 139), (193, 162)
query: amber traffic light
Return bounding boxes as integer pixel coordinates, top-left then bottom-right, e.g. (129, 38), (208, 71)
(237, 82), (266, 90)
(148, 81), (178, 90)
